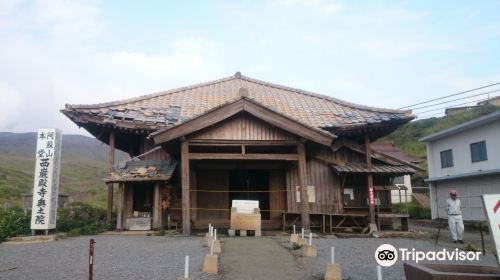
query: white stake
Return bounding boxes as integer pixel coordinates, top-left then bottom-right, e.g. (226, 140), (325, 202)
(331, 247), (335, 264)
(208, 223), (211, 234)
(308, 233), (312, 246)
(301, 228), (304, 239)
(210, 240), (214, 255)
(377, 265), (382, 280)
(184, 255), (189, 278)
(214, 229), (217, 241)
(293, 225), (296, 234)
(210, 225), (213, 237)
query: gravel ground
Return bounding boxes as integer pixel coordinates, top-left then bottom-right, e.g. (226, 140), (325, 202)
(1, 234), (498, 280)
(0, 235), (220, 280)
(276, 236), (498, 280)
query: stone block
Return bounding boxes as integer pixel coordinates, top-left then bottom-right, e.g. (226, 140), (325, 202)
(228, 229), (235, 237)
(240, 230), (247, 237)
(298, 238), (308, 246)
(324, 263), (342, 280)
(213, 240), (222, 255)
(302, 244), (317, 257)
(290, 233), (299, 243)
(202, 254), (218, 274)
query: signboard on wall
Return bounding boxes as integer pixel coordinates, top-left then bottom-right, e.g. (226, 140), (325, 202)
(30, 128), (62, 230)
(482, 194), (500, 268)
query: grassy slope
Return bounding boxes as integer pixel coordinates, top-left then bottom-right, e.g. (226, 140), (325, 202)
(381, 105), (500, 159)
(0, 133), (128, 208)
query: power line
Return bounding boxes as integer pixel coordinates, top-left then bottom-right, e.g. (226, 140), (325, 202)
(415, 96), (495, 115)
(399, 82), (500, 109)
(411, 89), (500, 111)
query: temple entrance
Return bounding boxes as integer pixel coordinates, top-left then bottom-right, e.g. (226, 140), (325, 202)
(132, 183), (154, 215)
(229, 170), (270, 220)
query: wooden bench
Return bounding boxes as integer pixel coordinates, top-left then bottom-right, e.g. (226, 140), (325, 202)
(377, 213), (409, 231)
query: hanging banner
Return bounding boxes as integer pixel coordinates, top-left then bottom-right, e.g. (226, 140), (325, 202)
(482, 194), (500, 268)
(30, 128), (62, 230)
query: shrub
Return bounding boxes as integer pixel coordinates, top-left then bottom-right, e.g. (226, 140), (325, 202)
(292, 242), (302, 250)
(57, 202), (108, 235)
(0, 207), (31, 242)
(392, 202), (431, 219)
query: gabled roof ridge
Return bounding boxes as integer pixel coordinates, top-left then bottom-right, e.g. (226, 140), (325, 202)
(65, 72), (411, 115)
(65, 74), (238, 110)
(238, 74), (412, 115)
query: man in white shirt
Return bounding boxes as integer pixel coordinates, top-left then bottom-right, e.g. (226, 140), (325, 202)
(446, 190), (464, 244)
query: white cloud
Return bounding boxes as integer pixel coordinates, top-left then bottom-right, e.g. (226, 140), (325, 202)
(0, 81), (22, 129)
(0, 1), (226, 135)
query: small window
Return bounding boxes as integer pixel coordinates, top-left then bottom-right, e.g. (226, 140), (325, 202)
(470, 141), (487, 162)
(440, 149), (453, 168)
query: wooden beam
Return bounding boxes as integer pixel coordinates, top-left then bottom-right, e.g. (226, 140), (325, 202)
(187, 139), (300, 146)
(107, 130), (115, 224)
(181, 140), (191, 235)
(297, 142), (310, 230)
(117, 183), (124, 230)
(153, 99), (244, 144)
(365, 136), (376, 225)
(314, 150), (346, 166)
(152, 98), (334, 146)
(243, 100), (334, 147)
(188, 152), (299, 161)
(153, 182), (160, 230)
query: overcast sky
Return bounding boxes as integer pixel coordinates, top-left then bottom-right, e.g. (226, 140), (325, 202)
(1, 0), (499, 136)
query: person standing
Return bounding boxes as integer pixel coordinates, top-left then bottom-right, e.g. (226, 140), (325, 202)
(446, 190), (464, 244)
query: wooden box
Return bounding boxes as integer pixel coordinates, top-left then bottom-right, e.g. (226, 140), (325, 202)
(230, 207), (261, 232)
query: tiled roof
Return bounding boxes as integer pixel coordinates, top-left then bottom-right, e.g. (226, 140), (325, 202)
(370, 143), (424, 164)
(331, 163), (415, 175)
(63, 72), (413, 133)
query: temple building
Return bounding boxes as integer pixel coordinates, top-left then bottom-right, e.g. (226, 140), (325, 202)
(62, 72), (418, 234)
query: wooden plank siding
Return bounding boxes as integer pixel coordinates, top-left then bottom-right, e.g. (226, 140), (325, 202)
(286, 158), (343, 214)
(189, 113), (299, 141)
(269, 170), (286, 220)
(139, 137), (170, 161)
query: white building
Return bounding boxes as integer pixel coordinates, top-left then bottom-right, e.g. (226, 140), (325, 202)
(420, 111), (500, 221)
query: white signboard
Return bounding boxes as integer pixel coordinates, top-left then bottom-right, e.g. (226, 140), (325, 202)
(31, 129), (62, 230)
(482, 194), (500, 268)
(232, 200), (259, 214)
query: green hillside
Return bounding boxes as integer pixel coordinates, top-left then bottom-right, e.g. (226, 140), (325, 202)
(382, 105), (500, 159)
(0, 132), (128, 208)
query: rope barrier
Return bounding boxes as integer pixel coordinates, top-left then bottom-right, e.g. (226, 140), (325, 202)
(190, 189), (288, 193)
(169, 207), (288, 212)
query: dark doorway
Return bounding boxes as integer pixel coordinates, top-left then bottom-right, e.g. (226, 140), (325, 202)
(229, 170), (270, 220)
(132, 184), (154, 214)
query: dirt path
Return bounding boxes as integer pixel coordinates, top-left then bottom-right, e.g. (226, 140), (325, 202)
(220, 237), (312, 280)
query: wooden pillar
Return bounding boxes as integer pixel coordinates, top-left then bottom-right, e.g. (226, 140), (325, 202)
(365, 136), (376, 225)
(107, 130), (115, 224)
(153, 182), (161, 229)
(297, 142), (310, 230)
(117, 183), (124, 230)
(181, 140), (191, 235)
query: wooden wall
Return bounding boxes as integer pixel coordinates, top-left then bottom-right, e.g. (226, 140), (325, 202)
(139, 137), (170, 161)
(196, 170), (229, 220)
(189, 113), (298, 141)
(269, 170), (286, 219)
(286, 158), (343, 214)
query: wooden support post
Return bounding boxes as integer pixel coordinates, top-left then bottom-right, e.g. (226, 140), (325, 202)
(297, 142), (310, 230)
(181, 141), (191, 235)
(365, 136), (376, 226)
(117, 183), (124, 230)
(153, 182), (160, 230)
(107, 130), (115, 224)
